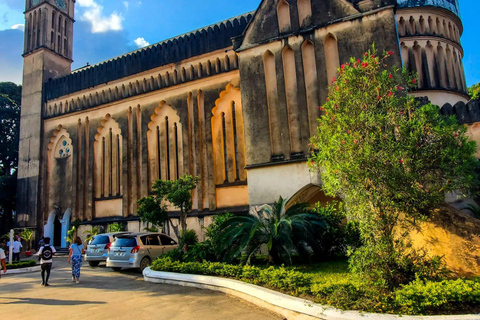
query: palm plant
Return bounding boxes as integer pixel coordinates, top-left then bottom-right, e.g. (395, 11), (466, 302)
(107, 223), (125, 232)
(214, 197), (328, 265)
(20, 229), (34, 251)
(83, 227), (99, 244)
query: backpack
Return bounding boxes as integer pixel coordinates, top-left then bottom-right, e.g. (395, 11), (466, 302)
(41, 245), (53, 261)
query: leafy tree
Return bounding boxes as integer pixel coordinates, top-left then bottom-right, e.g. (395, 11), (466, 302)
(214, 196), (328, 265)
(137, 175), (200, 238)
(468, 83), (480, 100)
(0, 82), (21, 236)
(309, 46), (478, 287)
(66, 219), (81, 245)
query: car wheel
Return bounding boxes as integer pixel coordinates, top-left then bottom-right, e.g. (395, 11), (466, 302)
(89, 261), (100, 267)
(139, 257), (151, 273)
(112, 267), (122, 272)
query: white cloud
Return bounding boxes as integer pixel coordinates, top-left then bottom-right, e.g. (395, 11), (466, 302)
(134, 37), (150, 48)
(77, 0), (123, 33)
(122, 1), (129, 11)
(10, 24), (24, 32)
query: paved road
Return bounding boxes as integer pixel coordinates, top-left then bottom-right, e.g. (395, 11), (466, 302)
(0, 256), (283, 320)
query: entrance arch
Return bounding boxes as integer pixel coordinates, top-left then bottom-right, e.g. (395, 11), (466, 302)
(44, 208), (72, 248)
(286, 184), (338, 208)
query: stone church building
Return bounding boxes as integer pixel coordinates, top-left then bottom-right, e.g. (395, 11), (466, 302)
(16, 0), (472, 247)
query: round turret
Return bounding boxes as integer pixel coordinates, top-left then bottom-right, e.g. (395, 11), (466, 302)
(396, 0), (468, 106)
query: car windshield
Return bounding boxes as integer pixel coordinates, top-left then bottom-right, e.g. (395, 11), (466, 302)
(112, 238), (137, 247)
(90, 235), (110, 245)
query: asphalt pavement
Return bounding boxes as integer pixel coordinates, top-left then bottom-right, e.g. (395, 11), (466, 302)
(0, 255), (283, 320)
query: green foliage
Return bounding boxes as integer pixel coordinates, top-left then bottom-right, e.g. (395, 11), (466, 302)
(137, 196), (168, 229)
(150, 257), (480, 315)
(468, 83), (480, 100)
(0, 82), (21, 236)
(143, 226), (159, 232)
(178, 229), (198, 249)
(138, 175), (200, 237)
(20, 229), (34, 250)
(107, 223), (125, 233)
(183, 241), (217, 262)
(394, 278), (480, 315)
(66, 219), (81, 245)
(6, 260), (37, 270)
(214, 196), (328, 265)
(83, 227), (99, 244)
(151, 257), (313, 293)
(312, 202), (361, 258)
(309, 45), (479, 287)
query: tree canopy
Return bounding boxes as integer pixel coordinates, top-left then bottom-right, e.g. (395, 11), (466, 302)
(0, 82), (21, 235)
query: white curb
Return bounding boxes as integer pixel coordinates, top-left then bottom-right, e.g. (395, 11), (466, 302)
(143, 268), (480, 320)
(5, 265), (41, 275)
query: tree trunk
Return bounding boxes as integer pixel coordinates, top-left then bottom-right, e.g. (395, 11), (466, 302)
(168, 219), (180, 239)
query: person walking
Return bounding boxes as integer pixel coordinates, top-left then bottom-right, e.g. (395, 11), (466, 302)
(38, 237), (56, 286)
(0, 245), (6, 279)
(68, 237), (84, 284)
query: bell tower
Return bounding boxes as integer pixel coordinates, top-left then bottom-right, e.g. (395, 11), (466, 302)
(17, 0), (75, 229)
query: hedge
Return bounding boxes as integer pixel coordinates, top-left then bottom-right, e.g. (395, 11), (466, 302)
(151, 257), (480, 315)
(6, 260), (37, 270)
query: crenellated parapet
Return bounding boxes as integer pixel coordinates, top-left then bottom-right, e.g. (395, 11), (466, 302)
(43, 12), (253, 104)
(439, 100), (480, 125)
(396, 0), (468, 106)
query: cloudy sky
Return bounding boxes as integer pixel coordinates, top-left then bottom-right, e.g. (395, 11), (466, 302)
(0, 0), (479, 86)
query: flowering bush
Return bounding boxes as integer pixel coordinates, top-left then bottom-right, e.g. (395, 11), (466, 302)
(309, 45), (479, 287)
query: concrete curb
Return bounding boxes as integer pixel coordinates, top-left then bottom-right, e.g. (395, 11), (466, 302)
(143, 268), (480, 320)
(5, 265), (41, 275)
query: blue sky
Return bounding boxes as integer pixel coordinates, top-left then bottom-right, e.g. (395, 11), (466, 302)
(0, 0), (478, 86)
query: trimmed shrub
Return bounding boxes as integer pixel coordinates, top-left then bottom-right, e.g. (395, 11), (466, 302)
(6, 260), (37, 270)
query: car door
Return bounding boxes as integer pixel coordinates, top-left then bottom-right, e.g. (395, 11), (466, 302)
(160, 235), (178, 254)
(146, 235), (162, 258)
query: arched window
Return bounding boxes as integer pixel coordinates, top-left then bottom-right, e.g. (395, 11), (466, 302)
(263, 50), (283, 157)
(147, 102), (183, 186)
(282, 45), (302, 154)
(211, 85), (247, 184)
(324, 33), (340, 85)
(302, 40), (319, 137)
(277, 0), (291, 33)
(94, 115), (123, 199)
(297, 0), (312, 27)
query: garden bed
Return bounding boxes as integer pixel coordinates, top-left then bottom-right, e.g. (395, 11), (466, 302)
(150, 257), (480, 316)
(6, 260), (38, 270)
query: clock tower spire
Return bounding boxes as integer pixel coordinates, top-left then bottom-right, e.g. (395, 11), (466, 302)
(16, 0), (75, 230)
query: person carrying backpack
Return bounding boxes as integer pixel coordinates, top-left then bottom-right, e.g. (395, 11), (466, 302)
(37, 237), (56, 286)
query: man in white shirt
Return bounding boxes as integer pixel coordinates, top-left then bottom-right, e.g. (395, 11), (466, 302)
(0, 247), (6, 278)
(10, 239), (22, 262)
(37, 237), (56, 286)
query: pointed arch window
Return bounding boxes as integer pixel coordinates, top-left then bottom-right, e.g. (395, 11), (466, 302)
(324, 33), (340, 85)
(94, 115), (123, 199)
(147, 102), (184, 187)
(211, 85), (247, 185)
(277, 0), (291, 33)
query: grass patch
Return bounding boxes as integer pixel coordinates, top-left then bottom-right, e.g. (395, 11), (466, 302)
(151, 257), (480, 316)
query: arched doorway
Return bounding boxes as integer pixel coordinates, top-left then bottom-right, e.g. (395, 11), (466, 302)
(44, 208), (71, 248)
(54, 216), (62, 247)
(286, 183), (339, 208)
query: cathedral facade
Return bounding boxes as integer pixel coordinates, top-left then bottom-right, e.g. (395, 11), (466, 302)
(17, 0), (469, 247)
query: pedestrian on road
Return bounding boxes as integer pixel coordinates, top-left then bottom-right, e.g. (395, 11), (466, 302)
(68, 236), (85, 284)
(38, 237), (56, 286)
(0, 246), (6, 279)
